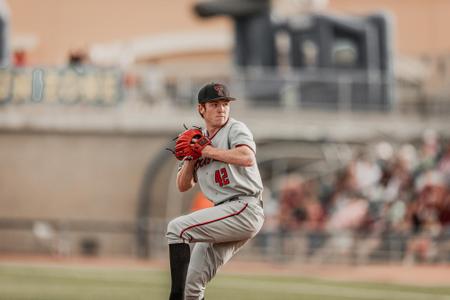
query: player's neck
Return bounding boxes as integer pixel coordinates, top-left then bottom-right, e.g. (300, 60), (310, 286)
(206, 125), (220, 137)
(205, 118), (229, 137)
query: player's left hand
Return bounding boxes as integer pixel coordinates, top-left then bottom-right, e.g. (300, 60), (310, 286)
(171, 127), (211, 161)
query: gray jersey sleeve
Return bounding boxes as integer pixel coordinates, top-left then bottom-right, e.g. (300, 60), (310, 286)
(229, 121), (256, 153)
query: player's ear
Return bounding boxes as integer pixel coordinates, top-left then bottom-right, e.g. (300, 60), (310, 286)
(197, 104), (205, 118)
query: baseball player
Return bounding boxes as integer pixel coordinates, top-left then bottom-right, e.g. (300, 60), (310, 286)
(166, 82), (265, 300)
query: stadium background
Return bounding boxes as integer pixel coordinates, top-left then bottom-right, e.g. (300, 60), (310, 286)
(0, 0), (449, 299)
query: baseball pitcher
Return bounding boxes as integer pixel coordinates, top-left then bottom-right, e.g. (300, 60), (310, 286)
(166, 82), (265, 300)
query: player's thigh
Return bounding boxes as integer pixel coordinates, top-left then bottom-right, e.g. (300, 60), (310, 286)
(178, 202), (260, 243)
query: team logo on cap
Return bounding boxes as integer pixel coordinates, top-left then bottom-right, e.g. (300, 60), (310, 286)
(214, 84), (225, 97)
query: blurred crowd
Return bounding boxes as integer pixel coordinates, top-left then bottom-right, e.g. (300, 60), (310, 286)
(260, 130), (450, 264)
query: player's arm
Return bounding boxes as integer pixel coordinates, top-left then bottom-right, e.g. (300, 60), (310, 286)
(202, 145), (255, 167)
(176, 159), (197, 192)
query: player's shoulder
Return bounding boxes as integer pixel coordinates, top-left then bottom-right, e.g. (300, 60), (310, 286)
(228, 118), (251, 132)
(227, 118), (247, 129)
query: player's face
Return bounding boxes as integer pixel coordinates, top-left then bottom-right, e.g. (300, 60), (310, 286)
(200, 100), (230, 127)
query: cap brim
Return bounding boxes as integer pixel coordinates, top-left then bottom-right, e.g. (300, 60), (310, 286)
(204, 97), (236, 102)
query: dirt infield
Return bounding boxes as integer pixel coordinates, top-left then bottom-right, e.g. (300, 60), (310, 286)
(1, 254), (449, 287)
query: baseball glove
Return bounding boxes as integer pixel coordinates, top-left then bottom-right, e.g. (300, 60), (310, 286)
(170, 127), (211, 161)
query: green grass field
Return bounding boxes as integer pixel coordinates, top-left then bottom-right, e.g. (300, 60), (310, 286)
(0, 264), (449, 300)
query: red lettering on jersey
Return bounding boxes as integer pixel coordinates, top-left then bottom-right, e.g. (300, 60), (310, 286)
(215, 169), (223, 186)
(194, 157), (213, 171)
(221, 168), (230, 185)
(215, 168), (230, 187)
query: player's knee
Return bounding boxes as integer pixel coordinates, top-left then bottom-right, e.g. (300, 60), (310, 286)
(166, 218), (183, 243)
(166, 218), (179, 236)
(166, 218), (176, 233)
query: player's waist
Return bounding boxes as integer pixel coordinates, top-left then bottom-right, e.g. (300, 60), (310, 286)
(215, 195), (263, 208)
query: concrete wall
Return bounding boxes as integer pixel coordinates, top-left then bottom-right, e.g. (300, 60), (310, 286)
(8, 0), (230, 64)
(0, 130), (173, 256)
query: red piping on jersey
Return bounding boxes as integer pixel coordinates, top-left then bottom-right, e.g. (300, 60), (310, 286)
(179, 203), (249, 242)
(207, 117), (230, 141)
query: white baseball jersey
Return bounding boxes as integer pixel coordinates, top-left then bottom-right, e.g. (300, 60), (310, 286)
(193, 118), (263, 204)
(169, 117), (265, 300)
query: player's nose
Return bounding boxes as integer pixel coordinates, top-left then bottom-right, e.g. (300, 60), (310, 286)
(217, 103), (226, 111)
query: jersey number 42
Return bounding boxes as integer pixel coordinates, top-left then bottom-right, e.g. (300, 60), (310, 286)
(215, 168), (230, 187)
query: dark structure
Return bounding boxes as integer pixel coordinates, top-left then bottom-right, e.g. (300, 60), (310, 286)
(0, 3), (9, 66)
(194, 0), (394, 110)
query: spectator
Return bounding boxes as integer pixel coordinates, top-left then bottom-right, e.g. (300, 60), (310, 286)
(271, 133), (450, 264)
(68, 48), (88, 67)
(13, 49), (27, 67)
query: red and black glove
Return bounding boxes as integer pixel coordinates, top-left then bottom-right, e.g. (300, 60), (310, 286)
(173, 128), (211, 161)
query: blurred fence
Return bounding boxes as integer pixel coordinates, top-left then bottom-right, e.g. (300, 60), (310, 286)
(1, 217), (450, 265)
(250, 228), (450, 265)
(0, 66), (123, 106)
(1, 65), (450, 116)
(235, 68), (394, 111)
(130, 65), (450, 115)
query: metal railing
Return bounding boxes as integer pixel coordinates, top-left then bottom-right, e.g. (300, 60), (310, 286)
(1, 64), (449, 116)
(131, 64), (450, 115)
(1, 217), (449, 265)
